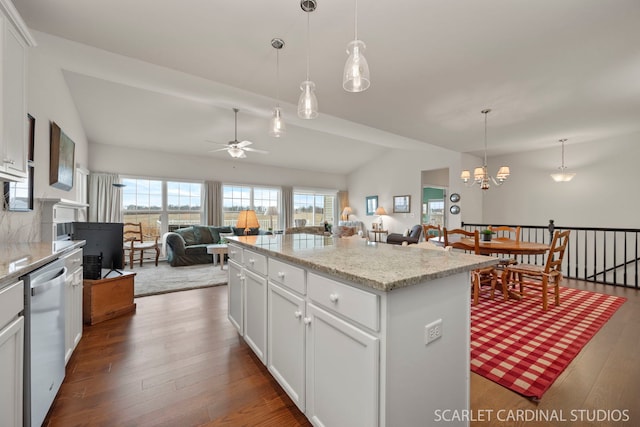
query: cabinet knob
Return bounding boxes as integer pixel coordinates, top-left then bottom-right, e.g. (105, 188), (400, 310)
(303, 317), (312, 325)
(230, 250), (237, 255)
(294, 310), (302, 319)
(249, 258), (255, 264)
(3, 158), (15, 165)
(277, 271), (285, 279)
(329, 293), (339, 303)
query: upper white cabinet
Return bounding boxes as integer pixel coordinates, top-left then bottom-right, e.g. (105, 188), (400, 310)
(0, 0), (36, 181)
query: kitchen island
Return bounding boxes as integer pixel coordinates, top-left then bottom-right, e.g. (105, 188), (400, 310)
(227, 233), (497, 427)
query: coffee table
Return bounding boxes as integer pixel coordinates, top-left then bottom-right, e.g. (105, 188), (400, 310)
(207, 244), (229, 270)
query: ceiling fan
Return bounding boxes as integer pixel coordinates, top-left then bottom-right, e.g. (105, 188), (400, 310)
(209, 108), (268, 158)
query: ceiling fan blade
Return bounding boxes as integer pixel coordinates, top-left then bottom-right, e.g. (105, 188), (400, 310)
(237, 140), (253, 148)
(208, 147), (229, 153)
(243, 147), (269, 154)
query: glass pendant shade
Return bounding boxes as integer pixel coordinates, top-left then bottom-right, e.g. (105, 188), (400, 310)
(550, 138), (575, 182)
(298, 80), (318, 119)
(343, 40), (370, 92)
(269, 107), (286, 137)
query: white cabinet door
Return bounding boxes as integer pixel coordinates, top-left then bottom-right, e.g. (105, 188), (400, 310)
(227, 260), (243, 334)
(243, 269), (267, 363)
(64, 267), (83, 364)
(0, 15), (28, 179)
(267, 282), (305, 411)
(306, 303), (379, 427)
(0, 316), (24, 427)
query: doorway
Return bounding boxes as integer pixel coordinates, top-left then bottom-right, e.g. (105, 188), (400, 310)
(421, 168), (449, 231)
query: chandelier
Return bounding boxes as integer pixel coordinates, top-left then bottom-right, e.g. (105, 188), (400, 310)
(460, 109), (510, 190)
(550, 138), (576, 182)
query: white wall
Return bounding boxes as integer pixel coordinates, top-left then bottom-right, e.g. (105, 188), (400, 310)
(89, 142), (346, 190)
(347, 145), (464, 235)
(0, 32), (89, 242)
(482, 133), (639, 229)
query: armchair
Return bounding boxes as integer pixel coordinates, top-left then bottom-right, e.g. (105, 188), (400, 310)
(386, 224), (423, 245)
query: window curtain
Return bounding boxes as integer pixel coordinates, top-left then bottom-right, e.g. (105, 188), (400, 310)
(338, 190), (349, 220)
(282, 186), (293, 228)
(88, 172), (122, 222)
(205, 180), (221, 225)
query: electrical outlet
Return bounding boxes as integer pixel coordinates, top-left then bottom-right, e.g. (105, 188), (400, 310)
(425, 319), (443, 345)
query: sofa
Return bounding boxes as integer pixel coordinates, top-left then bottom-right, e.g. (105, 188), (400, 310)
(386, 224), (423, 245)
(164, 225), (272, 266)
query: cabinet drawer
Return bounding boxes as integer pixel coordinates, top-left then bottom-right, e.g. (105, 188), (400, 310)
(62, 248), (83, 272)
(244, 250), (267, 276)
(0, 280), (24, 328)
(228, 244), (243, 264)
(268, 258), (305, 295)
(307, 273), (379, 331)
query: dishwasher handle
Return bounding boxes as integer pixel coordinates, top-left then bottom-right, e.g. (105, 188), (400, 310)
(30, 267), (67, 297)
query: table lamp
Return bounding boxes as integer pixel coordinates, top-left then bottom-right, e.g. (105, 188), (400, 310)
(342, 206), (353, 221)
(236, 210), (260, 235)
(266, 206), (279, 230)
(375, 206), (387, 229)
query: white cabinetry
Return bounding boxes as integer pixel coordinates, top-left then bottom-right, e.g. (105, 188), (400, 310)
(306, 303), (379, 427)
(0, 280), (24, 427)
(227, 259), (243, 334)
(227, 245), (268, 363)
(267, 282), (306, 411)
(0, 0), (35, 181)
(62, 248), (83, 364)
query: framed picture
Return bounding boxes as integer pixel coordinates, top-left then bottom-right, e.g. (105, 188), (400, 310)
(50, 121), (75, 191)
(4, 114), (35, 211)
(372, 222), (378, 231)
(393, 195), (411, 213)
(365, 195), (378, 216)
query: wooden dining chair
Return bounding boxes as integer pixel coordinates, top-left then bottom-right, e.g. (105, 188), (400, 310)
(443, 228), (504, 304)
(501, 230), (570, 311)
(489, 225), (521, 267)
(123, 222), (160, 269)
(422, 224), (441, 240)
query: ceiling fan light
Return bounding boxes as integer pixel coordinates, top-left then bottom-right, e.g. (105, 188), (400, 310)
(343, 40), (370, 92)
(550, 138), (576, 182)
(269, 107), (286, 137)
(298, 80), (318, 119)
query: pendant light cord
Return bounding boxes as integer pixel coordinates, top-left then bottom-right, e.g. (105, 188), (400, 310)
(483, 110), (488, 167)
(306, 12), (311, 81)
(354, 0), (358, 40)
(276, 48), (280, 107)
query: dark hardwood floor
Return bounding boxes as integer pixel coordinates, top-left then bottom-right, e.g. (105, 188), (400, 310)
(44, 280), (639, 426)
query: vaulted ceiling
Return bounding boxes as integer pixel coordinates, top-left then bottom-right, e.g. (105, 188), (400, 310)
(15, 0), (640, 174)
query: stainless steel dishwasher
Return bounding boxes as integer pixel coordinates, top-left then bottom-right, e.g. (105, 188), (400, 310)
(21, 258), (66, 427)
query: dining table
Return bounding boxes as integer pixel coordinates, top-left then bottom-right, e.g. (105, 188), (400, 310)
(458, 238), (550, 256)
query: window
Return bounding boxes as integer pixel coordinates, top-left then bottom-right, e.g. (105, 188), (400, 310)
(222, 184), (280, 229)
(121, 177), (203, 235)
(293, 191), (335, 226)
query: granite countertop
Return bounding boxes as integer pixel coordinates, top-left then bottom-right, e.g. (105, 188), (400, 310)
(0, 240), (85, 285)
(228, 234), (498, 292)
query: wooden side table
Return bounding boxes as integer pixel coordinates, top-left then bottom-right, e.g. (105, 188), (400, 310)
(370, 229), (388, 242)
(83, 270), (136, 325)
(207, 244), (229, 270)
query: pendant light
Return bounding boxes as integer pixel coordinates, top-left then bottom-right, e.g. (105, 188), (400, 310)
(460, 109), (510, 190)
(550, 138), (576, 182)
(298, 0), (319, 119)
(343, 0), (370, 92)
(269, 38), (286, 137)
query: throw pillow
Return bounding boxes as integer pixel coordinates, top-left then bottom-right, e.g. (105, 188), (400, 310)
(402, 228), (410, 237)
(192, 225), (213, 244)
(176, 227), (197, 245)
(207, 226), (221, 244)
(336, 226), (355, 237)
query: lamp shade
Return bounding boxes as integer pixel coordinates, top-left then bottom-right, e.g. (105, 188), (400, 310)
(236, 210), (260, 230)
(375, 206), (387, 215)
(342, 206), (353, 220)
(266, 206), (279, 216)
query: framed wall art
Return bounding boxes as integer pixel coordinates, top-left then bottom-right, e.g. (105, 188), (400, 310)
(50, 121), (75, 191)
(365, 195), (378, 215)
(393, 195), (411, 213)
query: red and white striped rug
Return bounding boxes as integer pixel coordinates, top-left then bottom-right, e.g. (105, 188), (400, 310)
(470, 286), (626, 399)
